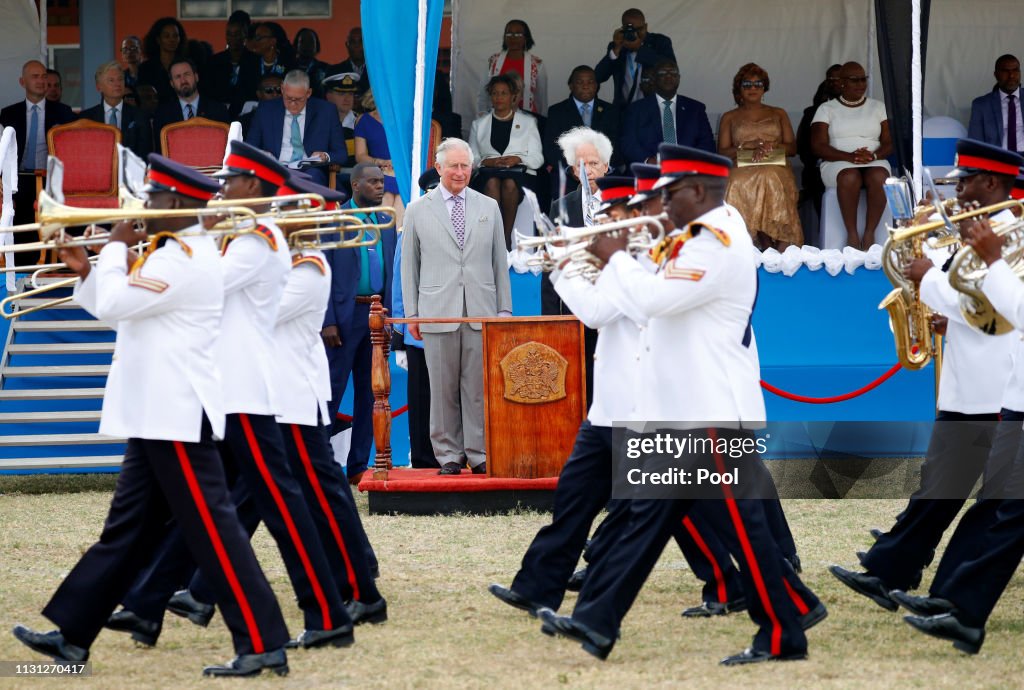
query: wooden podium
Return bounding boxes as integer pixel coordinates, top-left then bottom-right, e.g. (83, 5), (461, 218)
(370, 299), (585, 480)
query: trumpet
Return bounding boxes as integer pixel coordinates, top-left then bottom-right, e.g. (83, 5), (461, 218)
(947, 200), (1024, 334)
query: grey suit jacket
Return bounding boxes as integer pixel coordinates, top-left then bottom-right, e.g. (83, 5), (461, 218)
(401, 186), (513, 333)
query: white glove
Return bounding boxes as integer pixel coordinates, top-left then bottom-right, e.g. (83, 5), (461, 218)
(395, 351), (408, 370)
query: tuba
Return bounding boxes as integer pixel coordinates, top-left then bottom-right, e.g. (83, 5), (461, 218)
(947, 200), (1024, 334)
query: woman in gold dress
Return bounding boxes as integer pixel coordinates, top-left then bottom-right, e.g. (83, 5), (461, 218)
(718, 63), (803, 250)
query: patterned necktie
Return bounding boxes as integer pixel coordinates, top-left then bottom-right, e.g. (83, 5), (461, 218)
(1009, 94), (1018, 153)
(108, 107), (118, 128)
(581, 102), (592, 127)
(584, 195), (598, 227)
(185, 103), (194, 120)
(662, 100), (676, 145)
(290, 115), (304, 161)
(452, 195), (466, 249)
(22, 104), (39, 171)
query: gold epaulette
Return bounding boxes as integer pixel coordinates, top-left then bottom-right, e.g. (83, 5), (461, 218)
(292, 254), (327, 275)
(687, 222), (731, 247)
(127, 232), (189, 293)
(251, 225), (278, 251)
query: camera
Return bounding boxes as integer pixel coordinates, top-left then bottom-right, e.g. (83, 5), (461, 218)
(621, 24), (638, 42)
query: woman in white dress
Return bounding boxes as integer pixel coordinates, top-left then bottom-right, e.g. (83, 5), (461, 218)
(811, 61), (892, 249)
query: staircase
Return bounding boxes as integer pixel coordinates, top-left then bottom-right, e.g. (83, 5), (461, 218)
(0, 285), (124, 472)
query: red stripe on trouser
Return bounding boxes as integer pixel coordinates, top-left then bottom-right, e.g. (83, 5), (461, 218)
(173, 441), (265, 654)
(783, 577), (810, 615)
(239, 413), (333, 629)
(707, 428), (783, 656)
(290, 423), (361, 601)
(681, 516), (728, 604)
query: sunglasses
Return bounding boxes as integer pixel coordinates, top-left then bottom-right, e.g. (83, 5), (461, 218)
(845, 76), (869, 84)
(656, 69), (680, 77)
(260, 86), (282, 95)
(741, 80), (765, 89)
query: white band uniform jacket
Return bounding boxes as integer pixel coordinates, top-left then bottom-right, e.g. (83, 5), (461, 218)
(976, 248), (1024, 413)
(552, 266), (647, 428)
(218, 218), (291, 416)
(595, 204), (766, 426)
(919, 207), (1016, 414)
(273, 248), (332, 426)
(73, 230), (226, 442)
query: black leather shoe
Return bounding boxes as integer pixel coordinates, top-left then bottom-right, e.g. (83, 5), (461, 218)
(11, 625), (88, 662)
(489, 584), (542, 617)
(828, 565), (898, 611)
(471, 462), (487, 475)
(904, 613), (984, 654)
(537, 608), (613, 660)
(720, 647), (807, 666)
(105, 609), (161, 646)
(346, 598), (388, 625)
(167, 589), (215, 627)
(800, 602), (828, 631)
(891, 590), (956, 617)
(788, 553), (803, 574)
(291, 625), (354, 649)
(438, 462), (462, 475)
(565, 568), (586, 592)
(856, 550), (868, 565)
(870, 527), (884, 540)
(681, 597), (747, 618)
(202, 648), (289, 677)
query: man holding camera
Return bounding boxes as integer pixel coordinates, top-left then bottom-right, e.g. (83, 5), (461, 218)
(594, 8), (675, 107)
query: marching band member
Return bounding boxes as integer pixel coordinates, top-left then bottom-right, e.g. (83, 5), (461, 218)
(269, 173), (387, 626)
(12, 155), (291, 677)
(831, 140), (1019, 612)
(538, 145), (822, 666)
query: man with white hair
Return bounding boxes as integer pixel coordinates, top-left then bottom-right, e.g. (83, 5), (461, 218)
(401, 138), (513, 475)
(543, 126), (612, 408)
(80, 61), (152, 159)
(247, 69), (344, 186)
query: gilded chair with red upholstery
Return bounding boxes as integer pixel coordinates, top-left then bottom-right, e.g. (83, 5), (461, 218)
(45, 119), (121, 209)
(161, 117), (230, 173)
(427, 118), (442, 169)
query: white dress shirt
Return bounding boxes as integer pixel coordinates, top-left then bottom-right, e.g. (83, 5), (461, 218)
(105, 101), (124, 128)
(178, 96), (200, 120)
(1000, 88), (1024, 152)
(440, 183), (469, 239)
(280, 108), (307, 163)
(23, 98), (46, 170)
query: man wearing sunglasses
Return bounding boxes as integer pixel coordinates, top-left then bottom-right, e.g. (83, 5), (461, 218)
(239, 73), (283, 138)
(621, 59), (715, 165)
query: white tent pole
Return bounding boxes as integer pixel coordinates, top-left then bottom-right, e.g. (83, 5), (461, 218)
(911, 0), (922, 195)
(410, 0), (428, 203)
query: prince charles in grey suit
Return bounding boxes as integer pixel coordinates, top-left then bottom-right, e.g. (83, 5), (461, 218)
(401, 138), (513, 473)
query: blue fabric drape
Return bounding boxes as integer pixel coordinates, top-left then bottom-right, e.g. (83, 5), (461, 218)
(361, 0), (445, 204)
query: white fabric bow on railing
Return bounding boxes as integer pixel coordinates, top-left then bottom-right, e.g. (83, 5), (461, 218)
(0, 127), (18, 292)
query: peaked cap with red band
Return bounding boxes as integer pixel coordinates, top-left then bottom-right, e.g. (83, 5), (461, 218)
(143, 154), (219, 200)
(946, 138), (1024, 179)
(653, 144), (733, 191)
(628, 163), (661, 206)
(212, 140), (289, 187)
(277, 172), (347, 209)
(595, 175), (636, 214)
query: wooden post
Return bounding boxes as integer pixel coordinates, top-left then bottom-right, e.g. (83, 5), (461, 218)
(369, 295), (392, 480)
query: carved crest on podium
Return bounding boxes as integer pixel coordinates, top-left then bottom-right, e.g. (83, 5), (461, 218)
(499, 342), (567, 404)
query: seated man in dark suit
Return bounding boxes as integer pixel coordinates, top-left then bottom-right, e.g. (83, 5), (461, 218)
(544, 126), (613, 408)
(544, 65), (621, 191)
(332, 27), (370, 97)
(151, 59), (231, 152)
(594, 8), (675, 107)
(80, 61), (152, 159)
(620, 59), (714, 164)
(322, 163), (397, 484)
(205, 13), (261, 117)
(239, 73), (282, 138)
(246, 69), (344, 187)
(0, 60), (76, 260)
(968, 54), (1023, 153)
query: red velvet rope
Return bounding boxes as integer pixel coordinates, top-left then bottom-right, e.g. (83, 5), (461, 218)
(335, 404), (409, 423)
(759, 363), (904, 404)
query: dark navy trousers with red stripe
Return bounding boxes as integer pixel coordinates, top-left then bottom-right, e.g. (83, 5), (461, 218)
(570, 428), (814, 657)
(42, 417), (288, 655)
(217, 413), (351, 631)
(511, 421), (742, 611)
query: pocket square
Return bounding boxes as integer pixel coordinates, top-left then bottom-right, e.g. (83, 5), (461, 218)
(127, 122), (135, 129)
(479, 215), (488, 222)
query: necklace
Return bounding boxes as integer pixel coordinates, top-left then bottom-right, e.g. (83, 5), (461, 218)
(839, 94), (867, 107)
(493, 110), (514, 121)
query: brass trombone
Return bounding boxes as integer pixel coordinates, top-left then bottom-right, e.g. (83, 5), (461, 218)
(278, 205), (396, 250)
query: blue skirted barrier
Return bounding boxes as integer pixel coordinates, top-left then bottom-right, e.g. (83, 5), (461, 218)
(0, 267), (935, 474)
